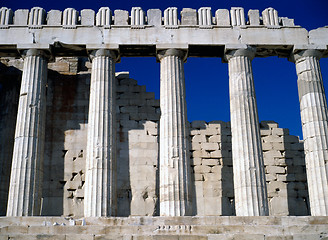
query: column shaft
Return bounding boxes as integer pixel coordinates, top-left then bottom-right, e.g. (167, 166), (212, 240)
(84, 49), (117, 217)
(7, 49), (47, 216)
(227, 48), (268, 216)
(294, 50), (328, 216)
(159, 49), (192, 216)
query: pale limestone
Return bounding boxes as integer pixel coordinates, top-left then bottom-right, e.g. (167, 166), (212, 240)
(28, 7), (45, 26)
(13, 9), (28, 25)
(158, 49), (192, 216)
(248, 9), (260, 26)
(215, 9), (230, 26)
(114, 10), (129, 25)
(0, 7), (13, 26)
(198, 7), (212, 27)
(230, 7), (245, 26)
(47, 10), (62, 25)
(62, 8), (78, 26)
(6, 49), (48, 216)
(181, 8), (197, 25)
(292, 49), (328, 216)
(84, 49), (117, 217)
(226, 47), (268, 216)
(262, 8), (279, 26)
(96, 7), (112, 27)
(147, 9), (162, 26)
(81, 9), (95, 26)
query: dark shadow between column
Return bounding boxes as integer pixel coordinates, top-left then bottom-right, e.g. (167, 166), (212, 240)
(0, 63), (21, 216)
(284, 135), (310, 216)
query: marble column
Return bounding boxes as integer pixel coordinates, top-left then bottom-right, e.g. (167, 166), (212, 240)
(7, 49), (48, 216)
(158, 49), (192, 216)
(291, 49), (328, 216)
(225, 47), (268, 216)
(84, 49), (117, 217)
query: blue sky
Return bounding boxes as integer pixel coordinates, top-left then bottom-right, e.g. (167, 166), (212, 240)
(3, 0), (328, 138)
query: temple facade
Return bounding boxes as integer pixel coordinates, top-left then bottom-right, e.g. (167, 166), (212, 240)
(0, 6), (328, 239)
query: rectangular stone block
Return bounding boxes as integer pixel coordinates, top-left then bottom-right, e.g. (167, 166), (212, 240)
(194, 165), (211, 173)
(248, 9), (260, 25)
(215, 9), (230, 26)
(47, 10), (62, 25)
(114, 10), (129, 25)
(208, 135), (220, 143)
(66, 235), (94, 240)
(192, 135), (206, 143)
(147, 9), (162, 26)
(179, 236), (208, 240)
(81, 9), (95, 25)
(201, 142), (219, 151)
(260, 129), (271, 136)
(181, 8), (197, 25)
(269, 196), (289, 216)
(153, 236), (178, 240)
(14, 9), (29, 25)
(272, 128), (289, 136)
(202, 158), (219, 166)
(281, 17), (294, 27)
(192, 142), (201, 150)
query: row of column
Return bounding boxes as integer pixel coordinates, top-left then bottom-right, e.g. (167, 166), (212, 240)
(5, 46), (328, 217)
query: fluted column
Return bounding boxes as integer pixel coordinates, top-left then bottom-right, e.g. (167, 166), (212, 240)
(291, 49), (328, 216)
(225, 47), (268, 216)
(158, 49), (192, 216)
(84, 49), (117, 217)
(7, 49), (48, 216)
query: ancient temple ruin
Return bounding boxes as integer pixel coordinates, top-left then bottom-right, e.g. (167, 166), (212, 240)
(0, 5), (328, 239)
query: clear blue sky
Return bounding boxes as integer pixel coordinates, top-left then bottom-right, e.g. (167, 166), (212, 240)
(3, 0), (328, 138)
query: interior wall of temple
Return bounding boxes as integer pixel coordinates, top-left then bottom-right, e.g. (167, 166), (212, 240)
(0, 57), (309, 217)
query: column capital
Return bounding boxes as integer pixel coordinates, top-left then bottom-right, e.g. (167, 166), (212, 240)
(89, 49), (119, 62)
(289, 49), (324, 63)
(156, 48), (188, 62)
(20, 48), (51, 60)
(224, 46), (256, 62)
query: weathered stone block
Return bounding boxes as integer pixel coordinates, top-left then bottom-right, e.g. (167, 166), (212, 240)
(147, 9), (162, 26)
(14, 9), (29, 25)
(114, 10), (129, 25)
(202, 158), (219, 166)
(270, 196), (289, 216)
(194, 165), (212, 173)
(215, 9), (230, 26)
(248, 9), (260, 25)
(181, 8), (197, 25)
(201, 142), (219, 151)
(81, 9), (95, 25)
(281, 17), (294, 27)
(266, 166), (286, 174)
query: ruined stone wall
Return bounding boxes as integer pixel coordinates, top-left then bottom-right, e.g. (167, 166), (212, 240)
(0, 57), (309, 217)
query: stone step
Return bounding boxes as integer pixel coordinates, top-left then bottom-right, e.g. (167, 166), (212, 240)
(0, 217), (328, 239)
(0, 234), (327, 240)
(1, 225), (328, 235)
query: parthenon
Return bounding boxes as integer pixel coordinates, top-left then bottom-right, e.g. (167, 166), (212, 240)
(0, 5), (328, 239)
